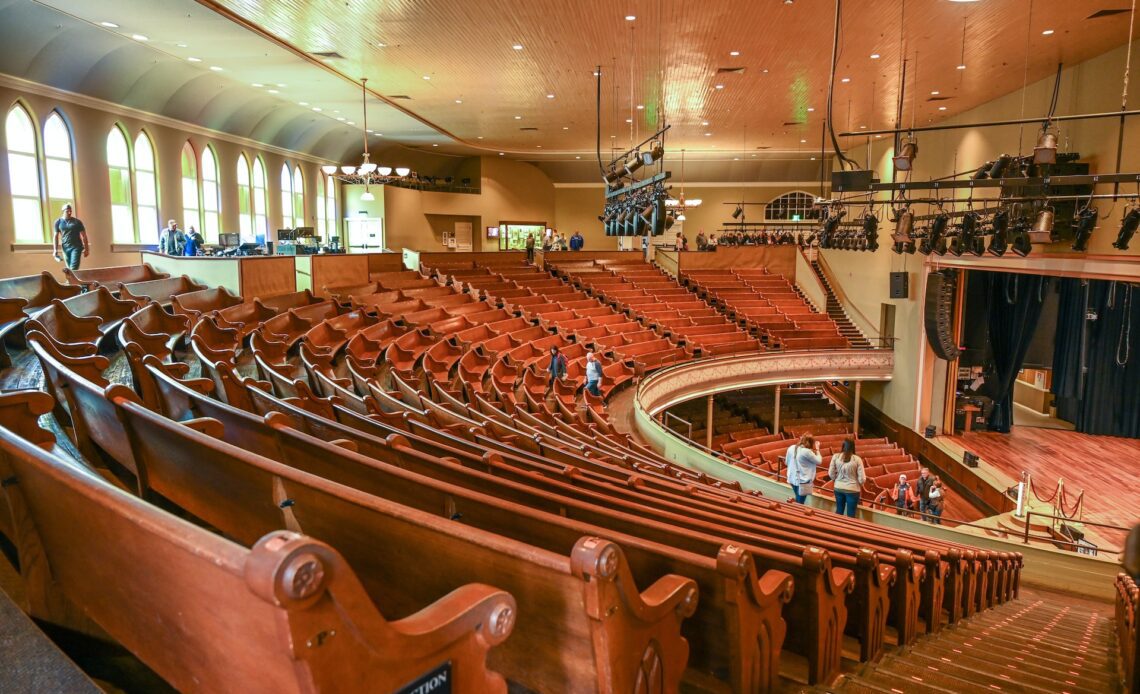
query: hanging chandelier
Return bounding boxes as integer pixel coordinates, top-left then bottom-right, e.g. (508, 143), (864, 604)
(664, 149), (701, 220)
(321, 77), (412, 200)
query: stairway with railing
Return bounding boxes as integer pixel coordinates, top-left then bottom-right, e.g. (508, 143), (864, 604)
(806, 257), (873, 349)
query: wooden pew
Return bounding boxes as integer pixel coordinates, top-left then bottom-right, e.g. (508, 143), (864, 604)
(63, 263), (168, 291)
(113, 396), (699, 694)
(0, 402), (516, 694)
(117, 275), (206, 306)
(0, 272), (83, 367)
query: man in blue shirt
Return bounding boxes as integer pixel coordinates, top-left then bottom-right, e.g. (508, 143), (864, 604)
(182, 226), (205, 256)
(569, 231), (584, 251)
(585, 351), (603, 397)
(52, 204), (89, 270)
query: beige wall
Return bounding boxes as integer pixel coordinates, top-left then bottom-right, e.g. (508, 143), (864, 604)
(826, 39), (1140, 427)
(554, 183), (824, 252)
(0, 83), (329, 280)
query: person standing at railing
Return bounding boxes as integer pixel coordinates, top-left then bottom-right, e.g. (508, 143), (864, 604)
(828, 438), (865, 517)
(916, 468), (934, 517)
(785, 434), (821, 504)
(876, 474), (919, 516)
(926, 477), (945, 524)
(584, 351), (602, 397)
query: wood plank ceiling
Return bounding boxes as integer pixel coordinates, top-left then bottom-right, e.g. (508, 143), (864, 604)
(201, 0), (1140, 158)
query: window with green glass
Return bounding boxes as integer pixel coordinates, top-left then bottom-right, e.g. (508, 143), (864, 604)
(44, 111), (76, 236)
(237, 153), (253, 241)
(134, 131), (159, 244)
(292, 166), (304, 227)
(280, 163), (293, 228)
(106, 125), (134, 244)
(6, 104), (45, 243)
(253, 156), (268, 240)
(201, 146), (220, 243)
(181, 142), (201, 232)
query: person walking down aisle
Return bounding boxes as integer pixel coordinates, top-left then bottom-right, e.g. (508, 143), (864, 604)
(926, 476), (946, 524)
(828, 438), (866, 517)
(159, 220), (185, 256)
(696, 230), (706, 251)
(52, 203), (88, 270)
(547, 345), (566, 390)
(525, 233), (535, 264)
(784, 434), (821, 504)
(584, 351), (603, 397)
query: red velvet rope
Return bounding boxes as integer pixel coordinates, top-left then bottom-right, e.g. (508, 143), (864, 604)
(1058, 485), (1085, 520)
(1028, 476), (1061, 504)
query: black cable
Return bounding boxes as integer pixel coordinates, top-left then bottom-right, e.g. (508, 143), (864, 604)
(1047, 63), (1062, 121)
(826, 0), (858, 170)
(596, 66), (606, 180)
(1117, 283), (1132, 366)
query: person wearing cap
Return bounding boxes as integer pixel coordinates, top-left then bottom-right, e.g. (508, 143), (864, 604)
(159, 219), (185, 256)
(52, 203), (88, 270)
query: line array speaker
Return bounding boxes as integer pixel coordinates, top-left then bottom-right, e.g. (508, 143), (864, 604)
(924, 269), (961, 360)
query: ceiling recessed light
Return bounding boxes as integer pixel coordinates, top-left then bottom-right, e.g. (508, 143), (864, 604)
(704, 132), (712, 136)
(366, 129), (374, 134)
(512, 44), (523, 50)
(701, 120), (709, 126)
(807, 107), (815, 112)
(938, 106), (948, 111)
(100, 21), (119, 28)
(810, 156), (817, 160)
(593, 71), (600, 76)
(536, 145), (542, 148)
(625, 118), (633, 123)
(733, 157), (740, 160)
(800, 139), (807, 143)
(957, 64), (967, 70)
(859, 125), (867, 129)
(455, 99), (463, 103)
(562, 126), (569, 130)
(422, 75), (430, 80)
(625, 15), (636, 21)
(252, 83), (263, 88)
(176, 43), (188, 48)
(131, 34), (148, 41)
(876, 134), (884, 138)
(575, 155), (581, 159)
(730, 50), (740, 56)
(312, 107), (322, 112)
(1042, 29), (1054, 36)
(276, 83), (286, 88)
(870, 53), (881, 59)
(209, 66), (223, 71)
(514, 115), (522, 120)
(187, 56), (202, 62)
(432, 143), (438, 147)
(299, 101), (309, 106)
(547, 93), (555, 99)
(714, 84), (725, 89)
(376, 42), (387, 48)
(499, 152), (505, 156)
(477, 136), (483, 139)
(762, 68), (769, 73)
(636, 104), (644, 110)
(267, 89), (279, 94)
(840, 77), (851, 83)
(931, 90), (940, 95)
(336, 116), (345, 121)
(347, 121), (355, 125)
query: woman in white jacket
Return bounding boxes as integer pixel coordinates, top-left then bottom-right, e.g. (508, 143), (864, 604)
(784, 434), (821, 504)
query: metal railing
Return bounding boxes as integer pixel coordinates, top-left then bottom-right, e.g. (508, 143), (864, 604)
(662, 411), (693, 440)
(1022, 511), (1129, 557)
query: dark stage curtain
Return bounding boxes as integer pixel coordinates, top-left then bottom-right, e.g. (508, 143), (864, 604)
(1052, 279), (1140, 437)
(983, 272), (1052, 432)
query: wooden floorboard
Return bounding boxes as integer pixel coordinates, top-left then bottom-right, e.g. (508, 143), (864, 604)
(946, 426), (1140, 545)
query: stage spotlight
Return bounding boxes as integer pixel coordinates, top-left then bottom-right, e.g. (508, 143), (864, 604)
(623, 153), (644, 175)
(1071, 206), (1098, 252)
(664, 212), (676, 231)
(639, 202), (655, 225)
(891, 208), (913, 250)
(1028, 207), (1055, 244)
(972, 163), (991, 180)
(988, 210), (1010, 256)
(732, 204), (744, 219)
(603, 169), (623, 185)
(1033, 125), (1059, 165)
(1011, 218), (1033, 257)
(641, 142), (664, 165)
(919, 212), (949, 254)
(1113, 206), (1140, 250)
(987, 154), (1013, 179)
(893, 137), (918, 172)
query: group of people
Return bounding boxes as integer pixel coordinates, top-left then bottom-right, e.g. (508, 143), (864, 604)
(158, 220), (205, 257)
(717, 229), (805, 247)
(524, 230), (584, 263)
(547, 346), (603, 397)
(784, 433), (947, 523)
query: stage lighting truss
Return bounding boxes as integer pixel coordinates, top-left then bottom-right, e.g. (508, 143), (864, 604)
(604, 181), (670, 237)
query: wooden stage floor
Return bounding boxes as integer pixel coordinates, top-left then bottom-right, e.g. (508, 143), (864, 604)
(941, 425), (1140, 546)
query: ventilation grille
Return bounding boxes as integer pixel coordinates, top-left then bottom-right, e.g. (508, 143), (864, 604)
(520, 127), (538, 131)
(928, 96), (952, 102)
(783, 121), (805, 126)
(388, 95), (412, 100)
(310, 50), (345, 59)
(716, 67), (746, 74)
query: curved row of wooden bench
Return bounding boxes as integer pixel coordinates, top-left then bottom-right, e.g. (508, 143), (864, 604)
(2, 261), (1023, 693)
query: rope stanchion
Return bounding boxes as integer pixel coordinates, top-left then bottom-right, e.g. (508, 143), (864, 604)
(1059, 485), (1085, 520)
(1028, 475), (1061, 504)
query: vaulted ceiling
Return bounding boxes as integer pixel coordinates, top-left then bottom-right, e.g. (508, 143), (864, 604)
(3, 0), (1138, 175)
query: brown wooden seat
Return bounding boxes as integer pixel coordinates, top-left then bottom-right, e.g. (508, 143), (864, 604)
(0, 399), (516, 694)
(171, 287), (244, 323)
(117, 275), (206, 306)
(60, 286), (143, 341)
(63, 263), (168, 291)
(113, 395), (699, 694)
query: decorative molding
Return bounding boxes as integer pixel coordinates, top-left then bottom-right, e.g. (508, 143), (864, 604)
(553, 181), (832, 189)
(636, 349), (895, 416)
(0, 72), (327, 165)
(925, 250), (1140, 283)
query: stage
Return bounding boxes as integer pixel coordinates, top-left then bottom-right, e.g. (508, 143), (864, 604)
(935, 424), (1140, 548)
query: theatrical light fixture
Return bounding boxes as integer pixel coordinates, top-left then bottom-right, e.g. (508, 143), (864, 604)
(1033, 124), (1059, 165)
(988, 210), (1011, 256)
(641, 142), (665, 165)
(603, 169), (623, 185)
(892, 209), (915, 254)
(622, 151), (644, 175)
(1028, 206), (1055, 245)
(893, 136), (918, 172)
(732, 204), (744, 219)
(1071, 206), (1098, 252)
(1114, 206), (1140, 250)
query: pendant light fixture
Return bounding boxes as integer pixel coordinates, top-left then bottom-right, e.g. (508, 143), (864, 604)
(321, 78), (412, 194)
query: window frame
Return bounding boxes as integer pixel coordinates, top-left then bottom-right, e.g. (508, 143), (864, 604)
(43, 110), (77, 240)
(133, 129), (160, 245)
(6, 102), (48, 244)
(280, 162), (294, 228)
(181, 142), (202, 233)
(200, 145), (221, 243)
(764, 190), (821, 222)
(106, 123), (135, 245)
(253, 156), (268, 241)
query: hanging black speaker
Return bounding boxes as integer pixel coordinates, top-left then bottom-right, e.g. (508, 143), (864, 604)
(924, 269), (961, 360)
